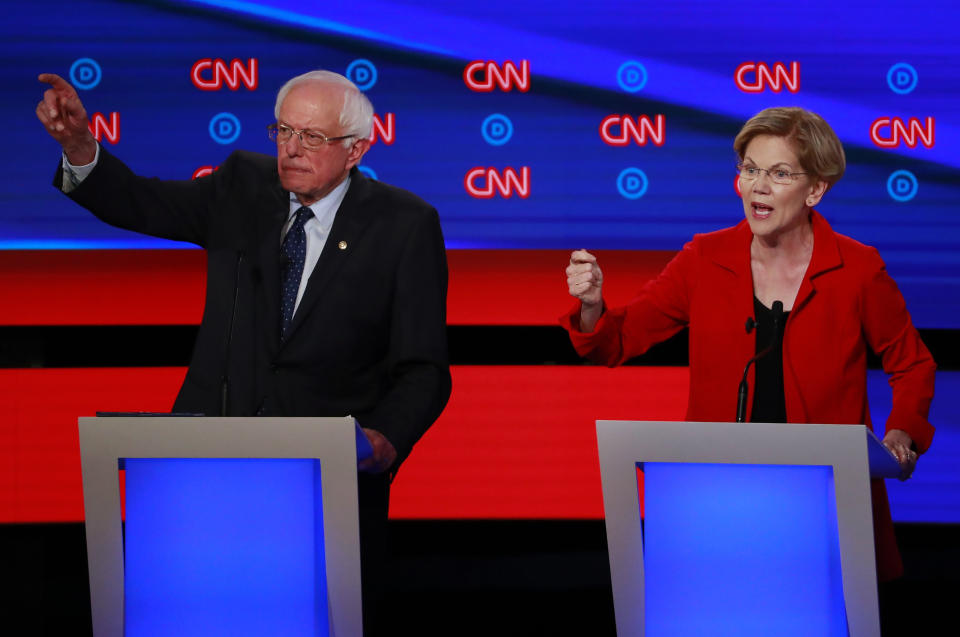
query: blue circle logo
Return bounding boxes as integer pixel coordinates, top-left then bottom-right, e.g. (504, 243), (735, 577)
(617, 167), (648, 200)
(481, 114), (514, 146)
(887, 63), (918, 95)
(209, 112), (241, 145)
(69, 58), (102, 90)
(358, 165), (378, 180)
(346, 59), (378, 91)
(617, 61), (648, 93)
(886, 170), (918, 202)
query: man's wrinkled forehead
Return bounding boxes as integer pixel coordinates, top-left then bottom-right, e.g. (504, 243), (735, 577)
(279, 81), (344, 127)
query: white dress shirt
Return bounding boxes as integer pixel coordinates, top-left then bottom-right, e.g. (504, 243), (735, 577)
(282, 178), (350, 313)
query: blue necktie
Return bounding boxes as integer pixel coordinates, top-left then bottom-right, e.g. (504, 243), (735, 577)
(280, 206), (313, 338)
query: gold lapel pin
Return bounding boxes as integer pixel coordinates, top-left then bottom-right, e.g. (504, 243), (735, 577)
(338, 240), (348, 250)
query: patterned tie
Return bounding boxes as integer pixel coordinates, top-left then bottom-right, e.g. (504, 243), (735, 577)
(280, 206), (313, 338)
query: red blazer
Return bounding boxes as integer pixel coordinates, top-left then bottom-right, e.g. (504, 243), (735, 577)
(562, 211), (936, 581)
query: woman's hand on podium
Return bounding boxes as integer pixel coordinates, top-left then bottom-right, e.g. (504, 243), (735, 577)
(882, 429), (918, 481)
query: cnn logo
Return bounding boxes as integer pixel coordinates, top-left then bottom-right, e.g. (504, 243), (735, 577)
(735, 62), (800, 93)
(88, 112), (120, 144)
(464, 60), (530, 92)
(870, 117), (935, 149)
(191, 58), (258, 91)
(600, 115), (665, 147)
(464, 167), (530, 198)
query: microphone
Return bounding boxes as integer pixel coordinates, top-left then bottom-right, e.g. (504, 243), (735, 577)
(735, 300), (783, 423)
(221, 250), (244, 417)
(770, 300), (784, 349)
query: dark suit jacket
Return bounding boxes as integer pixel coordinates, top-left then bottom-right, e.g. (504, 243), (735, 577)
(562, 210), (936, 581)
(58, 147), (451, 468)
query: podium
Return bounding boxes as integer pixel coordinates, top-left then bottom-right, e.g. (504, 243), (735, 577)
(596, 420), (901, 637)
(78, 416), (365, 637)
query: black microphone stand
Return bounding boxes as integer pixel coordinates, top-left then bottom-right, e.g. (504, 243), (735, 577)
(221, 251), (244, 417)
(735, 301), (783, 422)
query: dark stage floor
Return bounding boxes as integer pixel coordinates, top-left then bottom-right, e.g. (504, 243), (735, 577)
(4, 520), (957, 636)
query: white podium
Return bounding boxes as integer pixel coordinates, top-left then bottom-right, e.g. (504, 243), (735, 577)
(596, 420), (901, 637)
(78, 416), (365, 637)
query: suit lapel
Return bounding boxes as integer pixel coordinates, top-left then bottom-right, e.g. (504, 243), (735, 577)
(709, 220), (755, 320)
(793, 210), (843, 315)
(281, 170), (378, 346)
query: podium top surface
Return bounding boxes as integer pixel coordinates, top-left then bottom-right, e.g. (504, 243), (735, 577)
(596, 420), (902, 479)
(78, 415), (362, 460)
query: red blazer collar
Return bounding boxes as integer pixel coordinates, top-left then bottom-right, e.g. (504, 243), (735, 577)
(805, 209), (843, 280)
(709, 209), (843, 279)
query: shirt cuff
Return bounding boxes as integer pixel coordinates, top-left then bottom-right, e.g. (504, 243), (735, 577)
(61, 144), (100, 193)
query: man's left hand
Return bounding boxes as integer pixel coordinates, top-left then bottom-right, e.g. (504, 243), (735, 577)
(358, 428), (398, 474)
(882, 429), (918, 481)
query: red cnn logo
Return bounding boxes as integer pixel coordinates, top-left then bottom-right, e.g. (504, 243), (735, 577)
(464, 167), (530, 199)
(370, 113), (395, 145)
(600, 115), (665, 147)
(88, 112), (120, 144)
(870, 117), (935, 149)
(191, 58), (259, 91)
(734, 62), (800, 93)
(192, 166), (218, 179)
(463, 60), (530, 92)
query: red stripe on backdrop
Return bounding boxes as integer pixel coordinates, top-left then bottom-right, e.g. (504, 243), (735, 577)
(0, 366), (688, 522)
(0, 249), (675, 326)
(0, 368), (188, 522)
(389, 366), (688, 518)
(446, 249), (676, 325)
(0, 251), (206, 325)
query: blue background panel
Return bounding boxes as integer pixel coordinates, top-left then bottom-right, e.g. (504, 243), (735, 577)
(870, 370), (960, 524)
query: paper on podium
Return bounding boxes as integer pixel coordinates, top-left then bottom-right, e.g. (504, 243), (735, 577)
(866, 428), (902, 479)
(354, 419), (374, 461)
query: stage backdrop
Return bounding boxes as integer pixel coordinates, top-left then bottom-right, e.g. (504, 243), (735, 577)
(1, 1), (957, 523)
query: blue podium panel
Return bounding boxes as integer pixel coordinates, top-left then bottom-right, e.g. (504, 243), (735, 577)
(642, 463), (847, 637)
(124, 459), (328, 637)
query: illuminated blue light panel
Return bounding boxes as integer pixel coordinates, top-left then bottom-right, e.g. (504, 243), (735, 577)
(642, 463), (847, 636)
(124, 459), (329, 637)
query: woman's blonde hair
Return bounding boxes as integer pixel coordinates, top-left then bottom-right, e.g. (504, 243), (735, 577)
(734, 107), (845, 189)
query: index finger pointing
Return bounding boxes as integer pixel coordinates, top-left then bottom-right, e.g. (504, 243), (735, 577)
(38, 73), (76, 96)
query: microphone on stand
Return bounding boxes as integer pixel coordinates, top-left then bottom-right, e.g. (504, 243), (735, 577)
(221, 250), (244, 417)
(735, 301), (783, 423)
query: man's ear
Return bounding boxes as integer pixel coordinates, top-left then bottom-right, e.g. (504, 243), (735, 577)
(346, 138), (370, 170)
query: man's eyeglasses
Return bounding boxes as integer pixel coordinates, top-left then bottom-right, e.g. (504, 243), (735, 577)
(267, 123), (356, 151)
(737, 162), (807, 186)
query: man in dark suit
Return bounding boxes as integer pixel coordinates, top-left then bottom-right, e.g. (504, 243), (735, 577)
(38, 70), (451, 634)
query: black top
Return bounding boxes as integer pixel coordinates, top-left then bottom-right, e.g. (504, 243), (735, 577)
(751, 296), (790, 424)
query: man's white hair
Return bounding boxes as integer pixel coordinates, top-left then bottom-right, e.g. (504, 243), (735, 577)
(274, 70), (374, 146)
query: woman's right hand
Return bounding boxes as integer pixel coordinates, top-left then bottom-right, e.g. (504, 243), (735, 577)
(566, 250), (603, 331)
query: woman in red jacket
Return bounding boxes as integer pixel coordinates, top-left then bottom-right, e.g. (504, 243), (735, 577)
(562, 107), (935, 583)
